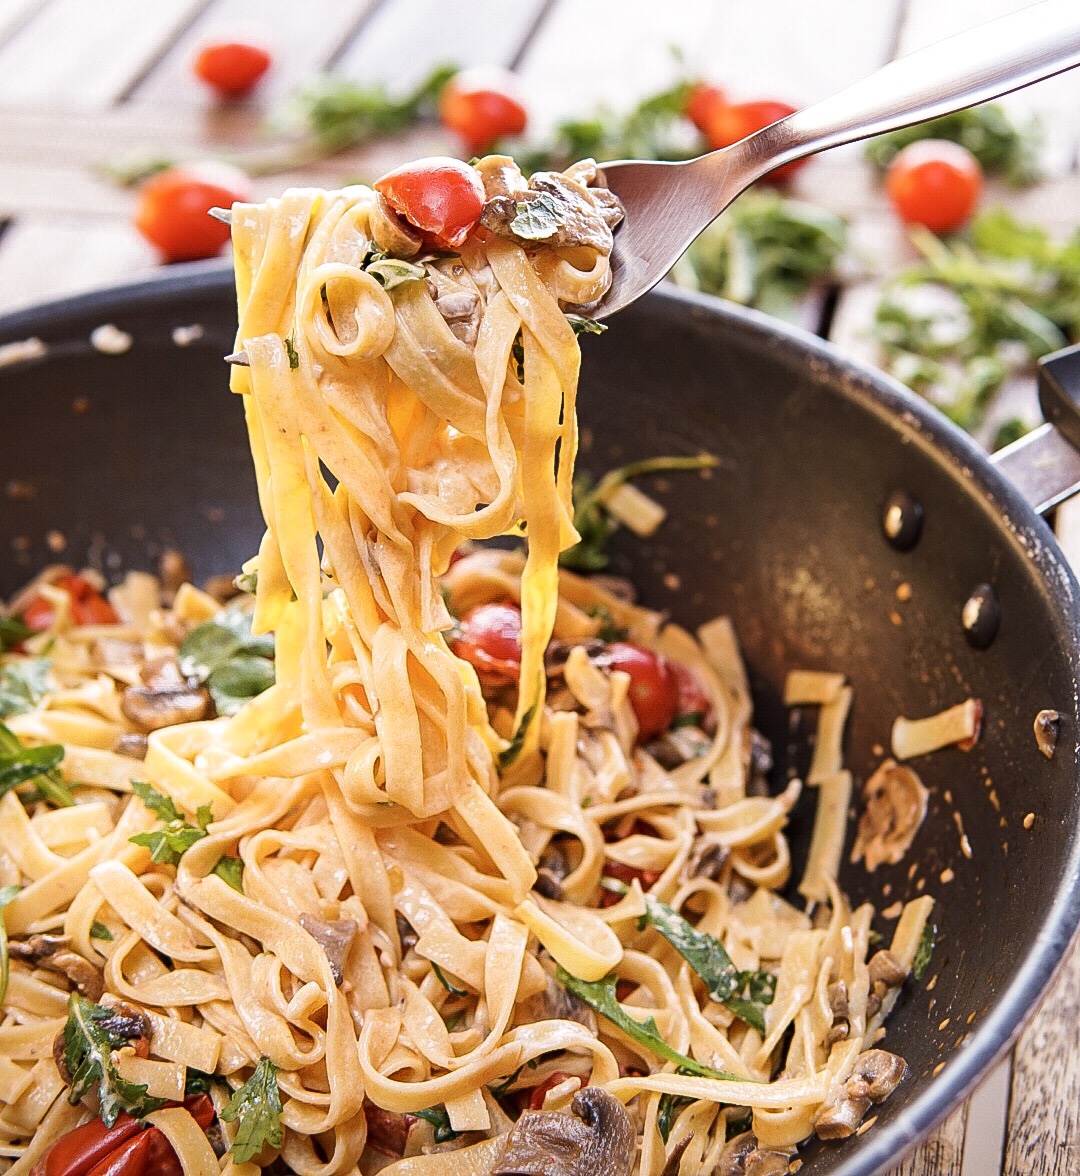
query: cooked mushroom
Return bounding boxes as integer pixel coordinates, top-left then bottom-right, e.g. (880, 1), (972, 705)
(814, 1049), (907, 1139)
(121, 682), (211, 732)
(826, 979), (850, 1047)
(9, 934), (104, 1000)
(480, 170), (623, 258)
(659, 1135), (693, 1176)
(516, 973), (596, 1035)
(1034, 709), (1061, 759)
(684, 836), (730, 882)
(492, 1087), (634, 1176)
(113, 732), (149, 760)
(850, 759), (929, 872)
(298, 913), (358, 986)
(866, 949), (908, 1019)
(535, 840), (572, 901)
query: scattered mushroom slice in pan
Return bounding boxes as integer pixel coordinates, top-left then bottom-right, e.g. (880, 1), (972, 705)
(814, 1049), (908, 1139)
(492, 1086), (634, 1176)
(850, 759), (929, 872)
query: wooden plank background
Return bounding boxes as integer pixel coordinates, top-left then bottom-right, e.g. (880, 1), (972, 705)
(0, 1), (1077, 1173)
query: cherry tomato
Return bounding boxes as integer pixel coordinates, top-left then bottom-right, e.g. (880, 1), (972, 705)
(450, 601), (522, 679)
(527, 1071), (585, 1110)
(670, 660), (712, 728)
(192, 40), (271, 98)
(884, 139), (983, 234)
(702, 99), (806, 180)
(22, 574), (118, 632)
(685, 83), (727, 135)
(605, 642), (677, 741)
(598, 859), (662, 908)
(374, 157), (485, 252)
(439, 67), (528, 155)
(134, 163), (253, 263)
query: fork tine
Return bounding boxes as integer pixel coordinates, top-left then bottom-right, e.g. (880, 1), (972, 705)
(224, 351), (250, 367)
(208, 207), (233, 225)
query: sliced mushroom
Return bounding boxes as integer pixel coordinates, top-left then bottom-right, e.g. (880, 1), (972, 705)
(866, 950), (908, 1019)
(659, 1135), (693, 1176)
(1034, 709), (1061, 759)
(535, 840), (572, 901)
(814, 1049), (907, 1139)
(814, 1095), (871, 1140)
(516, 973), (597, 1035)
(825, 979), (850, 1047)
(850, 759), (929, 872)
(684, 836), (730, 883)
(113, 732), (149, 760)
(9, 934), (104, 1000)
(715, 1131), (757, 1175)
(121, 682), (211, 732)
(492, 1087), (634, 1176)
(298, 913), (358, 987)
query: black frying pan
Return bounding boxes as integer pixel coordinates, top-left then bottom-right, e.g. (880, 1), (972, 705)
(1, 265), (1079, 1176)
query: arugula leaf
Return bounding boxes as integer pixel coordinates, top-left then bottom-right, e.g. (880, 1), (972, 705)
(129, 780), (211, 866)
(498, 701), (537, 770)
(0, 722), (73, 807)
(864, 104), (1040, 186)
(366, 258), (426, 291)
(555, 966), (746, 1080)
(89, 921), (114, 942)
(212, 855), (245, 893)
(0, 615), (30, 654)
(657, 1089), (693, 1143)
(637, 895), (775, 1034)
(63, 994), (164, 1126)
(206, 656), (276, 717)
(509, 192), (566, 241)
(178, 607), (275, 716)
(566, 314), (607, 336)
(431, 961), (468, 996)
(0, 657), (52, 718)
(912, 921), (936, 982)
(583, 603), (628, 644)
(0, 884), (19, 1003)
(412, 1105), (461, 1144)
(220, 1057), (283, 1164)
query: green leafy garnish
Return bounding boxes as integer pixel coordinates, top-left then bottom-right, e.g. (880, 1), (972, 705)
(220, 1057), (283, 1164)
(412, 1104), (461, 1144)
(63, 994), (164, 1126)
(0, 722), (73, 807)
(178, 606), (275, 716)
(562, 454), (717, 572)
(0, 616), (30, 654)
(431, 961), (468, 996)
(366, 258), (426, 291)
(657, 1089), (693, 1143)
(89, 921), (114, 942)
(912, 921), (936, 982)
(0, 657), (51, 718)
(212, 855), (245, 893)
(566, 314), (607, 336)
(675, 190), (848, 320)
(555, 966), (746, 1080)
(0, 884), (19, 1004)
(583, 603), (628, 644)
(509, 192), (566, 241)
(864, 104), (1040, 186)
(284, 336), (300, 370)
(498, 701), (538, 770)
(233, 569), (258, 596)
(637, 895), (775, 1034)
(129, 780), (212, 866)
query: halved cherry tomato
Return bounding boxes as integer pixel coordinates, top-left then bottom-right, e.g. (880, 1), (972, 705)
(527, 1071), (585, 1110)
(450, 601), (522, 680)
(192, 40), (271, 99)
(374, 157), (485, 252)
(670, 660), (712, 729)
(685, 83), (727, 135)
(439, 67), (528, 155)
(884, 139), (983, 234)
(702, 99), (806, 180)
(21, 574), (118, 632)
(134, 162), (253, 263)
(598, 859), (662, 908)
(606, 642), (677, 741)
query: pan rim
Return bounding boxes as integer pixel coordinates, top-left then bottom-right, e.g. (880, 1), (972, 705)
(1, 264), (1078, 1176)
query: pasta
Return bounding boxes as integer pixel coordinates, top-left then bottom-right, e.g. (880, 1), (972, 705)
(0, 156), (932, 1175)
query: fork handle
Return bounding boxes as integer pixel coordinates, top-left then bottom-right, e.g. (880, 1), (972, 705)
(744, 0), (1080, 181)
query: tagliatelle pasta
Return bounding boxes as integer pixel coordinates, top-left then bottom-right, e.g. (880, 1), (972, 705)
(0, 157), (933, 1175)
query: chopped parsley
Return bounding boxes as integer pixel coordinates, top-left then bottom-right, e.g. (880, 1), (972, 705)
(220, 1057), (283, 1164)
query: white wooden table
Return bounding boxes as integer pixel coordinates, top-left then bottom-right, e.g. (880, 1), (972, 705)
(0, 1), (1076, 1172)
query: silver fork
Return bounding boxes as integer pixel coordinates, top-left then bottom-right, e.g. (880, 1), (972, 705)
(595, 0), (1080, 320)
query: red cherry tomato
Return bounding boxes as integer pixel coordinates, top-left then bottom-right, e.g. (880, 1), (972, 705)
(598, 859), (662, 907)
(670, 660), (712, 728)
(451, 601), (522, 679)
(685, 83), (727, 135)
(703, 99), (806, 180)
(134, 163), (253, 263)
(192, 40), (271, 98)
(606, 642), (678, 741)
(439, 67), (528, 155)
(527, 1071), (586, 1110)
(374, 157), (485, 252)
(884, 139), (983, 234)
(21, 574), (118, 632)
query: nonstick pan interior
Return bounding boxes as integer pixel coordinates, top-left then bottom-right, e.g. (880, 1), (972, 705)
(1, 267), (1078, 1176)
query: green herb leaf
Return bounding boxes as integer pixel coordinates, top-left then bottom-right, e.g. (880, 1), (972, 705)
(129, 779), (211, 866)
(0, 722), (73, 807)
(0, 657), (52, 718)
(431, 961), (468, 996)
(509, 192), (566, 241)
(912, 921), (936, 982)
(206, 656), (276, 717)
(89, 921), (114, 942)
(0, 616), (31, 654)
(498, 701), (538, 770)
(178, 607), (275, 715)
(555, 966), (746, 1080)
(413, 1104), (461, 1144)
(233, 570), (259, 596)
(0, 884), (20, 1004)
(637, 895), (775, 1034)
(212, 855), (245, 893)
(284, 336), (300, 370)
(220, 1057), (283, 1164)
(366, 258), (426, 291)
(657, 1090), (693, 1143)
(583, 603), (628, 644)
(63, 994), (164, 1126)
(566, 314), (607, 336)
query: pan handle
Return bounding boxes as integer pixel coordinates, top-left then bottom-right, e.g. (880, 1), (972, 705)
(990, 344), (1080, 515)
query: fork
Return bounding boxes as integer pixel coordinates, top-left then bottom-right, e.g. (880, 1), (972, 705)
(595, 0), (1080, 320)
